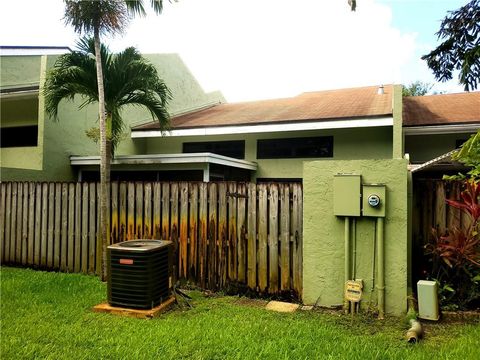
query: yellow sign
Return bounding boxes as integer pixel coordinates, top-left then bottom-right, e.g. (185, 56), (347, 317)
(345, 280), (363, 302)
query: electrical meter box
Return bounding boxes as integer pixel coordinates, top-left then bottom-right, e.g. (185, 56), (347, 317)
(362, 184), (386, 217)
(417, 280), (440, 321)
(333, 174), (361, 216)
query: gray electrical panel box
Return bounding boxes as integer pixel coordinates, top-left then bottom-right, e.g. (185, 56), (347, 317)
(362, 184), (386, 217)
(333, 174), (361, 217)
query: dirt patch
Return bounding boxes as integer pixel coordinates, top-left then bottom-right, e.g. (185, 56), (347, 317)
(235, 297), (269, 308)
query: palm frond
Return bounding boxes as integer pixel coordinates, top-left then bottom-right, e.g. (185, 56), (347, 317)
(63, 0), (129, 36)
(45, 35), (170, 154)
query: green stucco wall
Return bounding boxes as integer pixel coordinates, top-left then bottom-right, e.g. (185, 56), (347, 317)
(1, 53), (225, 181)
(146, 126), (393, 180)
(405, 133), (474, 163)
(303, 159), (409, 315)
(0, 56), (41, 89)
(392, 85), (403, 159)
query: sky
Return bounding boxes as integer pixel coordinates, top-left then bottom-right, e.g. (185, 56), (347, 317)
(0, 0), (469, 102)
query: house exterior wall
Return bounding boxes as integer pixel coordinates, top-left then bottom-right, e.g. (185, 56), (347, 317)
(0, 56), (41, 88)
(145, 126), (393, 181)
(1, 53), (225, 181)
(303, 159), (409, 315)
(405, 133), (475, 163)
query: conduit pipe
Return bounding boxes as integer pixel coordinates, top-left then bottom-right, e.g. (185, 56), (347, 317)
(352, 218), (357, 280)
(376, 217), (385, 319)
(344, 217), (351, 313)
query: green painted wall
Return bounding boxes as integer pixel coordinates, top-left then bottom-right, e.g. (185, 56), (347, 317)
(1, 53), (225, 181)
(303, 159), (409, 315)
(392, 85), (403, 159)
(405, 133), (474, 163)
(0, 56), (41, 89)
(0, 97), (38, 127)
(146, 126), (393, 180)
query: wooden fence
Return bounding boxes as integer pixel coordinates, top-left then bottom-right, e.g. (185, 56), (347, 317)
(412, 180), (472, 247)
(0, 181), (303, 296)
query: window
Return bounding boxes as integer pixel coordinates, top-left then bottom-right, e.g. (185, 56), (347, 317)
(257, 136), (333, 159)
(183, 140), (245, 159)
(0, 125), (38, 148)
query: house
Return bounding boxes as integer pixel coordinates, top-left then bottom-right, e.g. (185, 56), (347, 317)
(1, 47), (225, 182)
(404, 92), (480, 176)
(1, 47), (479, 315)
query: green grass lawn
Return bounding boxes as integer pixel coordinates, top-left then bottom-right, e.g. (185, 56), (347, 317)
(1, 267), (479, 360)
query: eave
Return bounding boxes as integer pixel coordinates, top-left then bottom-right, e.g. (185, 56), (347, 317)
(131, 116), (393, 138)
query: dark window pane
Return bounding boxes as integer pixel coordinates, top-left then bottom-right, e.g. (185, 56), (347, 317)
(183, 140), (245, 159)
(257, 136), (333, 159)
(0, 126), (38, 148)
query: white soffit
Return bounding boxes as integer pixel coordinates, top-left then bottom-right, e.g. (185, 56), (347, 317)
(70, 152), (257, 171)
(131, 117), (393, 138)
(404, 124), (480, 135)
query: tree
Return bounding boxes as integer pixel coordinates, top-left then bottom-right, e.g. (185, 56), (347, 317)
(44, 37), (171, 278)
(402, 81), (433, 96)
(62, 0), (166, 280)
(422, 0), (480, 91)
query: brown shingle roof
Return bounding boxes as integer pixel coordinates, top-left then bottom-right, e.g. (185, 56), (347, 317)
(134, 85), (393, 130)
(403, 92), (480, 126)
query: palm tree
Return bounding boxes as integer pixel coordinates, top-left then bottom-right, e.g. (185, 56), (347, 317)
(44, 37), (171, 278)
(62, 0), (166, 280)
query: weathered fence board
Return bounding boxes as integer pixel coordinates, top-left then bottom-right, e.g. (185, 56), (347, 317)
(227, 182), (237, 281)
(15, 183), (23, 263)
(247, 183), (257, 289)
(1, 181), (303, 298)
(188, 183), (199, 279)
(60, 183), (68, 271)
(218, 182), (227, 288)
(237, 183), (247, 283)
(268, 184), (279, 293)
(208, 182), (217, 289)
(179, 182), (188, 279)
(144, 183), (152, 238)
(54, 183), (61, 269)
(198, 183), (208, 287)
(119, 182), (127, 243)
(89, 183), (96, 273)
(280, 184), (290, 290)
(81, 183), (89, 273)
(413, 180), (473, 248)
(0, 183), (6, 263)
(21, 183), (29, 265)
(10, 182), (17, 264)
(67, 183), (75, 272)
(257, 184), (268, 292)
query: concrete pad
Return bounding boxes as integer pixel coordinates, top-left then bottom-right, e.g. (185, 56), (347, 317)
(93, 296), (175, 319)
(301, 305), (314, 311)
(265, 300), (300, 313)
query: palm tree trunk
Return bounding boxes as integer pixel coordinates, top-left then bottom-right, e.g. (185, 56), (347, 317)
(93, 27), (109, 281)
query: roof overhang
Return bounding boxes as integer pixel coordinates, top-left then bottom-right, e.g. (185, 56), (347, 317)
(70, 152), (257, 171)
(0, 46), (71, 56)
(131, 116), (393, 138)
(404, 123), (480, 135)
(0, 85), (39, 100)
(409, 149), (462, 173)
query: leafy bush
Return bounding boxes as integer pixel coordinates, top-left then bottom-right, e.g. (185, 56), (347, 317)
(425, 180), (480, 310)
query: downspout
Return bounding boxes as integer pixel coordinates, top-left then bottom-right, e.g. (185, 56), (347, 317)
(377, 217), (385, 319)
(344, 217), (350, 313)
